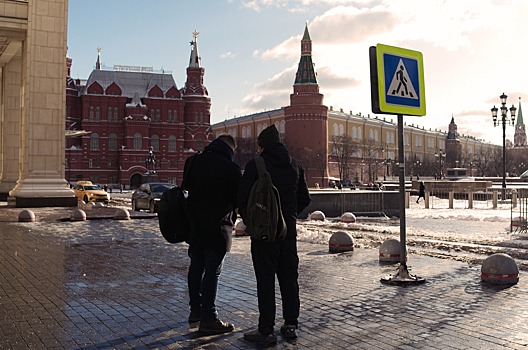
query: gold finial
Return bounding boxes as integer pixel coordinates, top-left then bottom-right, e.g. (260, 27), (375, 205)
(192, 30), (199, 40)
(97, 47), (101, 53)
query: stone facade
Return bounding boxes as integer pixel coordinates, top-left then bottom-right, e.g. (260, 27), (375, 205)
(0, 0), (76, 206)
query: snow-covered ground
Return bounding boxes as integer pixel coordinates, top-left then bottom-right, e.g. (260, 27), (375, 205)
(296, 194), (528, 269)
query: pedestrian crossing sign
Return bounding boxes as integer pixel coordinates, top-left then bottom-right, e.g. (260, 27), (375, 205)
(370, 44), (426, 116)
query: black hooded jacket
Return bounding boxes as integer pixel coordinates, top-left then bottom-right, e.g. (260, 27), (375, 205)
(184, 138), (241, 246)
(238, 141), (311, 238)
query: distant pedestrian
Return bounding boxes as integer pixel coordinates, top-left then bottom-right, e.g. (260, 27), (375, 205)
(238, 124), (311, 346)
(417, 181), (425, 204)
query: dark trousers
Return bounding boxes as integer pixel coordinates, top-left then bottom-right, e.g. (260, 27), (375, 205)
(251, 236), (300, 335)
(187, 244), (226, 322)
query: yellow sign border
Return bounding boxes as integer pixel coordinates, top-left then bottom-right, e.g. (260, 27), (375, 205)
(376, 44), (426, 116)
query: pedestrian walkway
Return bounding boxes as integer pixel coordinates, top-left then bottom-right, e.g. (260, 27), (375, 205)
(0, 209), (527, 349)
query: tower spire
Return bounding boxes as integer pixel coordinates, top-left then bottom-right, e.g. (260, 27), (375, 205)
(95, 47), (102, 70)
(294, 22), (317, 84)
(189, 30), (201, 68)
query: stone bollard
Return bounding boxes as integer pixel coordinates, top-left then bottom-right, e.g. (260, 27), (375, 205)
(235, 221), (247, 236)
(492, 190), (498, 208)
(71, 209), (87, 221)
(310, 210), (325, 221)
(449, 191), (454, 209)
(511, 216), (527, 231)
(468, 191), (473, 209)
(340, 212), (356, 223)
(18, 209), (36, 222)
(481, 253), (519, 285)
(328, 231), (354, 253)
(114, 208), (130, 220)
(512, 189), (517, 208)
(379, 238), (405, 263)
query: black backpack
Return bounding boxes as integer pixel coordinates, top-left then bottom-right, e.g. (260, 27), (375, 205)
(158, 156), (195, 243)
(244, 156), (287, 242)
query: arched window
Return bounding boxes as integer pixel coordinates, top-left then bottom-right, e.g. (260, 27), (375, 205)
(332, 123), (338, 136)
(151, 135), (159, 152)
(108, 133), (117, 151)
(339, 124), (344, 136)
(352, 126), (357, 139)
(114, 107), (119, 121)
(133, 132), (142, 150)
(357, 127), (362, 140)
(90, 133), (99, 150)
(369, 129), (374, 140)
(374, 130), (379, 141)
(89, 106), (94, 120)
(95, 106), (100, 120)
(107, 107), (112, 120)
(168, 135), (177, 152)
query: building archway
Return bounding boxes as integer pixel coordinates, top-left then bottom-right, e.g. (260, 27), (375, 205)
(130, 173), (143, 189)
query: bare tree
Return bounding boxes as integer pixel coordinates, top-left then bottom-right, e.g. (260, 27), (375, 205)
(331, 135), (360, 184)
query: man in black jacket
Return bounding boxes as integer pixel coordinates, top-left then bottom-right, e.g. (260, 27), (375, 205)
(238, 124), (311, 345)
(184, 134), (241, 335)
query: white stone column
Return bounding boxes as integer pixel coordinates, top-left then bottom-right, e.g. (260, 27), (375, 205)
(8, 0), (75, 205)
(0, 55), (22, 195)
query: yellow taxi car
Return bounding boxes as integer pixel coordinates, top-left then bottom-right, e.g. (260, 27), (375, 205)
(73, 181), (110, 203)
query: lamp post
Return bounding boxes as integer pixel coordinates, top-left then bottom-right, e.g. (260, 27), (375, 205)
(435, 149), (445, 179)
(491, 93), (516, 201)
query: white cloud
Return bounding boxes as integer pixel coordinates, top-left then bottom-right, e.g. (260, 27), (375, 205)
(220, 51), (237, 59)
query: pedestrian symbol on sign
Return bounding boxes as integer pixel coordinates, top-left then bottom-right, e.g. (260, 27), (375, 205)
(387, 59), (417, 100)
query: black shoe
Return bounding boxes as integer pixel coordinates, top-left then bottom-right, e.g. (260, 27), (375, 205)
(198, 319), (234, 335)
(280, 324), (298, 339)
(188, 311), (200, 324)
(244, 329), (277, 346)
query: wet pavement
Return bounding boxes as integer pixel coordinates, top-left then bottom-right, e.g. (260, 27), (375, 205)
(1, 206), (528, 349)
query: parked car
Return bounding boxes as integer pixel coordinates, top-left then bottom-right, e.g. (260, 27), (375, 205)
(131, 182), (176, 213)
(73, 180), (110, 203)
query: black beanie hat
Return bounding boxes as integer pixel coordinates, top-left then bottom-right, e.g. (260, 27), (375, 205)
(257, 124), (280, 148)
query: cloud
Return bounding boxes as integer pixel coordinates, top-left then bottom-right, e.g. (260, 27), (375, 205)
(310, 6), (398, 44)
(239, 67), (295, 113)
(220, 51), (237, 59)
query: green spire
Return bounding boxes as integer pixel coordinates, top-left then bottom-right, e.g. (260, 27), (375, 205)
(302, 22), (311, 41)
(517, 98), (524, 126)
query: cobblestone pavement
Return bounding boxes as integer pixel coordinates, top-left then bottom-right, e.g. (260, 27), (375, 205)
(0, 207), (527, 349)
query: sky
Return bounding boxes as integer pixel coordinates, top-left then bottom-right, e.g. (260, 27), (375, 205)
(67, 0), (528, 146)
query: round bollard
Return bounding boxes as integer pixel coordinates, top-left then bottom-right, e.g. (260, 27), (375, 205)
(114, 208), (130, 220)
(379, 238), (405, 263)
(511, 216), (526, 228)
(235, 221), (247, 236)
(310, 210), (325, 221)
(340, 212), (356, 223)
(18, 209), (36, 222)
(329, 231), (354, 253)
(481, 253), (519, 285)
(94, 202), (104, 207)
(71, 209), (87, 221)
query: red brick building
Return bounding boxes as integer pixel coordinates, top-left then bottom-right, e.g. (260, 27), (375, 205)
(65, 32), (211, 188)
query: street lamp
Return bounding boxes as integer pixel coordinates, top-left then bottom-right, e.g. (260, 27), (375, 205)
(491, 92), (516, 201)
(435, 150), (445, 179)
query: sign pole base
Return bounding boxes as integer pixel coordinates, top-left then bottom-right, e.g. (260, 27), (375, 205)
(380, 264), (425, 286)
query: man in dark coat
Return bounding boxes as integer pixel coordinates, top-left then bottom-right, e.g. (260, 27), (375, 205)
(238, 124), (311, 345)
(184, 134), (241, 335)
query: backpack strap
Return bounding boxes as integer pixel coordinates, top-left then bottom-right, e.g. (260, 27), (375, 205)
(254, 156), (266, 178)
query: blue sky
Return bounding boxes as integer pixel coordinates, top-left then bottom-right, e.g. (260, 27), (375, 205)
(67, 0), (528, 146)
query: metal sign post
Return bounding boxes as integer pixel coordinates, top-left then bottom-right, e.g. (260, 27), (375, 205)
(370, 44), (426, 285)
